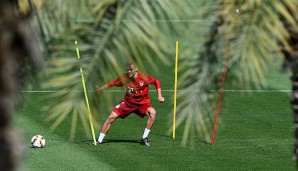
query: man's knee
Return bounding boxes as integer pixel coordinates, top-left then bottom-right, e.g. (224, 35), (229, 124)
(147, 108), (156, 119)
(106, 112), (118, 124)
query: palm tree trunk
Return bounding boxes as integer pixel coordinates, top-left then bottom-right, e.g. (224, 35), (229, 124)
(280, 16), (298, 168)
(0, 2), (25, 170)
(292, 67), (298, 167)
(0, 1), (43, 170)
(288, 50), (298, 167)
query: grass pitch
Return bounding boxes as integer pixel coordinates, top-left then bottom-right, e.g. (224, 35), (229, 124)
(16, 91), (295, 170)
(14, 58), (295, 171)
(16, 91), (294, 171)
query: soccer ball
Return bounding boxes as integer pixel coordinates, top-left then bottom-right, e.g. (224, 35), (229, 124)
(31, 135), (45, 148)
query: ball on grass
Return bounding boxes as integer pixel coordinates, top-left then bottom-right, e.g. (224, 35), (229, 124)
(31, 135), (45, 148)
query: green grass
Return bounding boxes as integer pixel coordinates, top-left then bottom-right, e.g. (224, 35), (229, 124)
(15, 89), (295, 170)
(14, 54), (295, 170)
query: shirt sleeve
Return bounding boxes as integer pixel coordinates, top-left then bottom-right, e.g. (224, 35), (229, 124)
(144, 74), (161, 89)
(107, 77), (123, 87)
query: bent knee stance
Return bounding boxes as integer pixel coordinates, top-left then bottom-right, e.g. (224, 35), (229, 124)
(147, 108), (156, 120)
(105, 112), (118, 124)
(106, 117), (115, 124)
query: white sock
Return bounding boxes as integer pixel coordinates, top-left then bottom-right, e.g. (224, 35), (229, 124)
(98, 133), (105, 143)
(142, 128), (151, 139)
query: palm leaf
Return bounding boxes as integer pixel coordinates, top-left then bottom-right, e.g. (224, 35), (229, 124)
(173, 0), (298, 145)
(35, 0), (196, 140)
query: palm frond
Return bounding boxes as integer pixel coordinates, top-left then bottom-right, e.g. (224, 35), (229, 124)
(168, 1), (220, 145)
(38, 0), (196, 140)
(173, 0), (298, 146)
(219, 0), (298, 88)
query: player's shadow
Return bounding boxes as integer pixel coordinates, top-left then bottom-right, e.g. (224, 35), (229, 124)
(150, 132), (172, 139)
(81, 139), (140, 145)
(150, 133), (211, 144)
(105, 139), (140, 144)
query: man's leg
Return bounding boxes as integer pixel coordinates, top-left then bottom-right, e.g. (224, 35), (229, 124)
(98, 111), (118, 143)
(143, 107), (156, 138)
(141, 108), (156, 146)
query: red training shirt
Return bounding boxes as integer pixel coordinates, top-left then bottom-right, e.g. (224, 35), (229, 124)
(107, 72), (161, 105)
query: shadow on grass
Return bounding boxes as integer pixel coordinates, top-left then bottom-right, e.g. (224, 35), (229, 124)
(82, 137), (210, 145)
(150, 132), (172, 139)
(82, 139), (140, 145)
(105, 139), (140, 144)
(150, 133), (211, 145)
(150, 132), (211, 145)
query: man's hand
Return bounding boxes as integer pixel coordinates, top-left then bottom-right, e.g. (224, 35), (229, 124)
(158, 96), (165, 103)
(96, 86), (104, 93)
(96, 84), (109, 94)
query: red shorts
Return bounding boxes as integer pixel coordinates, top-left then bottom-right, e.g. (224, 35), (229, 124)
(112, 101), (153, 119)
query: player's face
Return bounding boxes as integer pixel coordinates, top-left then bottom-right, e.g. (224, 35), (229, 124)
(126, 64), (137, 78)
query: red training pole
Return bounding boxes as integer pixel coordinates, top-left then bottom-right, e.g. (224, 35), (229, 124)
(211, 44), (230, 145)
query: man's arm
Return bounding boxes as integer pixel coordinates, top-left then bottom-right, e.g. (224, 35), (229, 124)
(96, 84), (109, 93)
(146, 75), (164, 103)
(157, 88), (165, 103)
(96, 77), (124, 93)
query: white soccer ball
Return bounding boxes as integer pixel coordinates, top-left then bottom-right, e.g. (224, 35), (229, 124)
(31, 135), (46, 148)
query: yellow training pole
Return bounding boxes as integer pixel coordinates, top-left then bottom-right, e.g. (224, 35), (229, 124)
(173, 41), (179, 138)
(75, 41), (97, 145)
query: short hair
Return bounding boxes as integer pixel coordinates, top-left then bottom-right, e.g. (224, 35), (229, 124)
(126, 62), (137, 67)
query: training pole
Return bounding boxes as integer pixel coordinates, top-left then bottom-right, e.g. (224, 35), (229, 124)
(75, 41), (97, 145)
(211, 43), (230, 145)
(173, 41), (179, 139)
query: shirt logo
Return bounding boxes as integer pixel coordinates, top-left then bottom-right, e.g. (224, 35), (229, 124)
(139, 82), (144, 86)
(128, 87), (133, 94)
